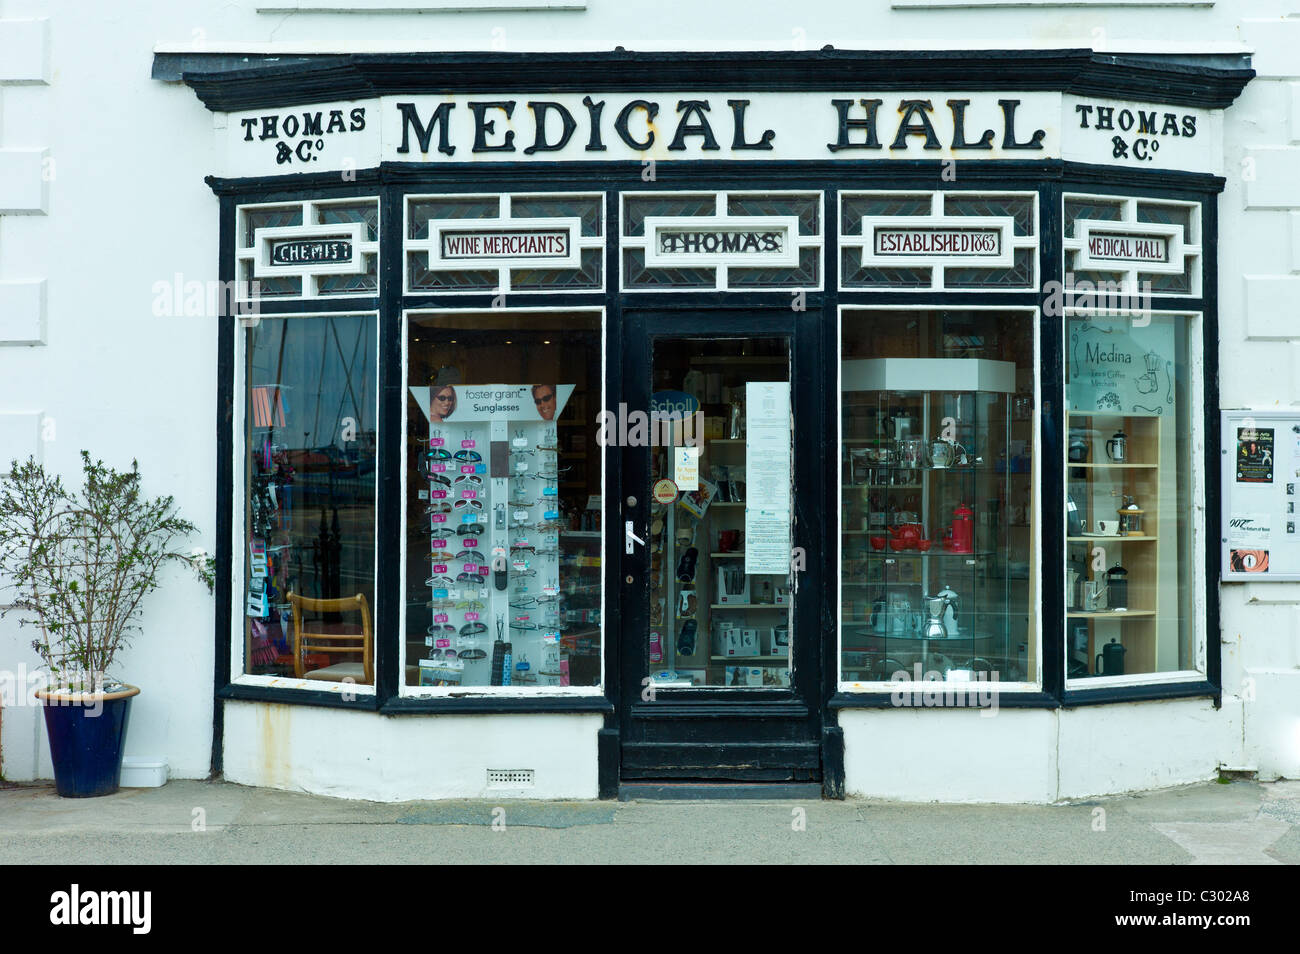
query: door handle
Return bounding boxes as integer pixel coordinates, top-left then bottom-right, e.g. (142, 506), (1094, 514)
(625, 520), (645, 555)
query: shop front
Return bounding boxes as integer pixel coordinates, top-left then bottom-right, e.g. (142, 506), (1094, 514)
(179, 50), (1252, 800)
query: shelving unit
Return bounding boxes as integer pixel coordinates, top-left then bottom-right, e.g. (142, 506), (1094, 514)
(1066, 412), (1162, 676)
(839, 356), (1034, 682)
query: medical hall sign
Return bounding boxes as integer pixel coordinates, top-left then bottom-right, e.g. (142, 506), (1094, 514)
(224, 92), (1215, 177)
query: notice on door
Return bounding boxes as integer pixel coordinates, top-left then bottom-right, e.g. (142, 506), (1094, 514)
(745, 381), (792, 575)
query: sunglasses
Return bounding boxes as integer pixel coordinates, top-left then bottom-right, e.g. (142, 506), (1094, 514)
(425, 503), (453, 515)
(425, 575), (455, 588)
(455, 599), (486, 612)
(453, 474), (483, 486)
(426, 623), (457, 637)
(427, 528), (456, 540)
(454, 450), (483, 463)
(426, 448), (453, 461)
(455, 550), (486, 564)
(457, 572), (485, 585)
(533, 392), (555, 405)
(453, 498), (484, 511)
(459, 622), (488, 636)
(456, 525), (482, 537)
(425, 472), (452, 487)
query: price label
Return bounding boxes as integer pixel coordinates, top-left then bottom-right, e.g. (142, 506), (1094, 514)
(512, 437), (528, 447)
(465, 612), (480, 622)
(543, 487), (557, 496)
(462, 439), (476, 449)
(434, 613), (449, 623)
(513, 559), (528, 571)
(432, 563), (448, 574)
(432, 588), (449, 599)
(462, 537), (480, 548)
(516, 461), (529, 472)
(462, 489), (477, 499)
(462, 562), (478, 573)
(431, 463), (446, 473)
(458, 464), (473, 474)
(430, 438), (445, 447)
(544, 510), (559, 520)
(431, 514), (446, 523)
(432, 539), (447, 549)
(461, 514), (479, 525)
(515, 614), (531, 622)
(542, 584), (559, 596)
(431, 490), (447, 499)
(476, 564), (489, 575)
(436, 638), (451, 649)
(476, 464), (487, 474)
(418, 489), (429, 501)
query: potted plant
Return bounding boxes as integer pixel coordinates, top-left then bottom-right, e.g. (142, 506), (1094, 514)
(0, 452), (212, 797)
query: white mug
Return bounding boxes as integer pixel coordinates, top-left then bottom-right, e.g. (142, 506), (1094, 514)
(1096, 519), (1115, 535)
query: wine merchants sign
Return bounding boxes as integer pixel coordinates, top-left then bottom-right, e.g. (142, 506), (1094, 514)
(220, 93), (1219, 178)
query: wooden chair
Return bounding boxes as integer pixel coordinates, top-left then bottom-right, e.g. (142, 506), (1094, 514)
(287, 591), (373, 685)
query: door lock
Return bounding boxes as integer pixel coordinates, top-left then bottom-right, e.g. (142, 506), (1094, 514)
(625, 520), (645, 555)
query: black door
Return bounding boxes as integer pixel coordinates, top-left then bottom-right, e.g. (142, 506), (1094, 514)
(616, 309), (823, 782)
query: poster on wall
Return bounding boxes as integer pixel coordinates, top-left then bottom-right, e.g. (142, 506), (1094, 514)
(409, 384), (574, 424)
(1235, 427), (1274, 483)
(1222, 412), (1300, 581)
(1067, 318), (1175, 416)
(745, 381), (791, 576)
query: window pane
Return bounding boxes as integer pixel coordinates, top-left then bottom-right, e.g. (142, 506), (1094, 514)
(840, 310), (1037, 685)
(243, 315), (378, 683)
(406, 311), (603, 689)
(1065, 313), (1194, 678)
(647, 337), (793, 688)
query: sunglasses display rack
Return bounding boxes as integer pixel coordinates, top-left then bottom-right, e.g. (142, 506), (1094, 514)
(419, 420), (566, 687)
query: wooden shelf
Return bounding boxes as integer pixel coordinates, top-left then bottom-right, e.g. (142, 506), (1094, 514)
(710, 603), (788, 610)
(710, 655), (788, 663)
(1067, 610), (1156, 618)
(709, 439), (747, 445)
(1067, 535), (1157, 543)
(1066, 462), (1157, 469)
(712, 501), (746, 508)
(710, 552), (745, 558)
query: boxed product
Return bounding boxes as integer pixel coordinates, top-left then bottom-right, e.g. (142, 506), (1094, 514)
(716, 565), (750, 604)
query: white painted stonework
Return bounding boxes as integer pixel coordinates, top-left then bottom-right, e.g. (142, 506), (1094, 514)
(0, 0), (1296, 803)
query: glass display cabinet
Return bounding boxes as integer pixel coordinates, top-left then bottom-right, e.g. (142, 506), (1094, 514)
(840, 353), (1035, 683)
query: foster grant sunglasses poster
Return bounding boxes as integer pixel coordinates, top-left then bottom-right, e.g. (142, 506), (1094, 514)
(411, 384), (574, 423)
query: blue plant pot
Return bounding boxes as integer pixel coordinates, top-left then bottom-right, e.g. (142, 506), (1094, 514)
(37, 684), (139, 797)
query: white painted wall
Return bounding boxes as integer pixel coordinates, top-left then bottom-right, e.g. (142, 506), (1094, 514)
(1, 0), (1297, 799)
(222, 703), (601, 800)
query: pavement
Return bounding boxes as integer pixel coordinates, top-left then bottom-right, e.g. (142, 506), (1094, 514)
(0, 777), (1298, 864)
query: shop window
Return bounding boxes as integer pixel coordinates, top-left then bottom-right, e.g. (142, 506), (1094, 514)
(405, 193), (605, 294)
(236, 199), (380, 301)
(403, 310), (604, 692)
(241, 313), (379, 689)
(1064, 311), (1201, 681)
(621, 191), (824, 292)
(839, 308), (1039, 688)
(1063, 194), (1201, 298)
(839, 191), (1038, 291)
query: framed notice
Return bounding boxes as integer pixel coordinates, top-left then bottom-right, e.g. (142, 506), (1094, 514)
(1221, 410), (1300, 581)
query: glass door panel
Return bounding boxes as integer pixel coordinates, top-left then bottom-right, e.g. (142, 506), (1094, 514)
(646, 336), (793, 689)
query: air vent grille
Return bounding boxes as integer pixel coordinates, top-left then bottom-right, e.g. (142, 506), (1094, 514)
(487, 768), (535, 787)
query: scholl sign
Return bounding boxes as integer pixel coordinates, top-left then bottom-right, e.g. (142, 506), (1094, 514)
(650, 390), (700, 419)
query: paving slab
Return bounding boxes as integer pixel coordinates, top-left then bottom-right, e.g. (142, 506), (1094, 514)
(0, 778), (1294, 864)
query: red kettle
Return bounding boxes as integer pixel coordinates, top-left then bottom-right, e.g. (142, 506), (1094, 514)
(945, 503), (974, 553)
